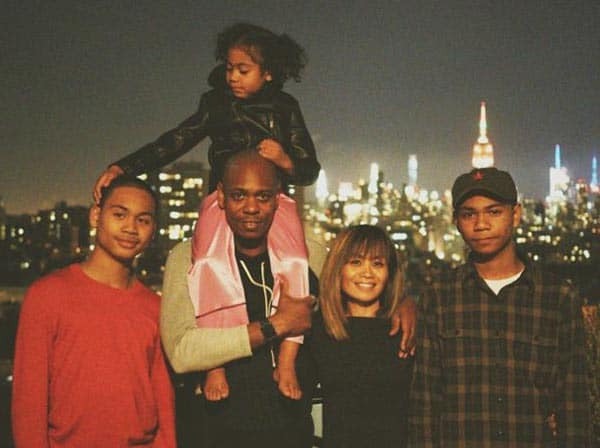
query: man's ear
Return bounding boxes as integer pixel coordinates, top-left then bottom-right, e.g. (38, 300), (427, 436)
(89, 204), (101, 229)
(512, 203), (522, 227)
(452, 212), (465, 237)
(216, 182), (225, 209)
(265, 71), (272, 82)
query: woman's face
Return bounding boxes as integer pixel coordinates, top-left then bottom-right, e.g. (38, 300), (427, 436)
(341, 254), (389, 311)
(226, 47), (271, 99)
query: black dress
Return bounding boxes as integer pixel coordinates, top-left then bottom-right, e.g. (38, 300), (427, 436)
(310, 314), (413, 447)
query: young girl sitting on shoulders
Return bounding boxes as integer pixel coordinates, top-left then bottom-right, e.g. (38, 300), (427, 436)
(94, 22), (319, 195)
(93, 22), (319, 402)
(310, 225), (413, 447)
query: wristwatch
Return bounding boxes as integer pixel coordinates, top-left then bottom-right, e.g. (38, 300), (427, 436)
(259, 318), (278, 343)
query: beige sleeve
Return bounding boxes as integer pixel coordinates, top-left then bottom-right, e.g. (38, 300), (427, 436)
(160, 240), (252, 372)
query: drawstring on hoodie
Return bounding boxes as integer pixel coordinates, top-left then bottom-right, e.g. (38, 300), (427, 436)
(239, 260), (277, 367)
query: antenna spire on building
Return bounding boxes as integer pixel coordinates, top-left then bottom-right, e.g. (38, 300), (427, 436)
(591, 156), (598, 192)
(555, 144), (561, 169)
(471, 101), (494, 168)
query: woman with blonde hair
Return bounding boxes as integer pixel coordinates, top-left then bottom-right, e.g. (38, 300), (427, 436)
(310, 224), (412, 447)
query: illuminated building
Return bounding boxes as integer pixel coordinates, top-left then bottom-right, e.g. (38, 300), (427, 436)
(0, 202), (89, 282)
(368, 162), (379, 196)
(548, 144), (570, 202)
(315, 169), (329, 205)
(0, 197), (6, 243)
(0, 212), (37, 285)
(287, 183), (306, 218)
(471, 101), (494, 168)
(38, 202), (89, 257)
(405, 154), (419, 199)
(408, 154), (418, 187)
(143, 161), (209, 249)
(337, 182), (357, 203)
(591, 156), (598, 193)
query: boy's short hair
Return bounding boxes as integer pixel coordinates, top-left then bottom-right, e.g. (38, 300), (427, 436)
(98, 175), (159, 211)
(452, 167), (517, 209)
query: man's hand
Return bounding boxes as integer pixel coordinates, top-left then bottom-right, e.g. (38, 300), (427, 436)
(389, 297), (417, 358)
(93, 165), (124, 203)
(258, 139), (294, 176)
(269, 276), (314, 337)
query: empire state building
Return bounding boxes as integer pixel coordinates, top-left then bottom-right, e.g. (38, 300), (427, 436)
(472, 101), (494, 168)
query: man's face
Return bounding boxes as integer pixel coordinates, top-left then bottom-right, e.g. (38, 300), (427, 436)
(90, 186), (156, 263)
(217, 158), (279, 256)
(455, 195), (520, 260)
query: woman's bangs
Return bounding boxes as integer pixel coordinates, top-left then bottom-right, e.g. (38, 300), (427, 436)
(344, 234), (388, 262)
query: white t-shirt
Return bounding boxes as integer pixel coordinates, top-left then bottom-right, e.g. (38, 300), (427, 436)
(484, 270), (524, 295)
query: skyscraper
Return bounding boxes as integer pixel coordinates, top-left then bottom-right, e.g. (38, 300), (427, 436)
(142, 160), (209, 247)
(408, 154), (418, 187)
(471, 101), (494, 168)
(591, 156), (598, 193)
(315, 169), (329, 204)
(548, 144), (569, 201)
(368, 162), (380, 195)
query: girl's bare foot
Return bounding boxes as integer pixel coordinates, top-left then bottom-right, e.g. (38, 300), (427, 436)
(204, 367), (230, 401)
(273, 366), (302, 400)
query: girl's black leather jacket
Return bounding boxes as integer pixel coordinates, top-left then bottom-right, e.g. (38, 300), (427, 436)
(113, 66), (320, 192)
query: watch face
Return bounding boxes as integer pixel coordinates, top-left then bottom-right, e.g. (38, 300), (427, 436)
(260, 319), (277, 340)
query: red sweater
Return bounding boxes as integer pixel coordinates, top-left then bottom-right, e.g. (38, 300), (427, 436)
(12, 264), (176, 447)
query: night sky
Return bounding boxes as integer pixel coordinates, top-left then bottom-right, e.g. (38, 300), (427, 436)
(3, 1), (599, 214)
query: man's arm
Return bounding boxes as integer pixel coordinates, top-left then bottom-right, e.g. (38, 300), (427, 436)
(11, 285), (52, 448)
(408, 285), (442, 448)
(160, 242), (314, 372)
(93, 95), (212, 202)
(556, 281), (590, 446)
(113, 95), (211, 177)
(389, 296), (418, 357)
(160, 241), (253, 373)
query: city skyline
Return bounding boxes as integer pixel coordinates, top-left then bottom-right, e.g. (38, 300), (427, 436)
(3, 1), (599, 213)
(2, 145), (597, 216)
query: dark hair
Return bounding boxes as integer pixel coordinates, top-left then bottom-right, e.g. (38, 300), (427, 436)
(99, 175), (159, 212)
(215, 22), (307, 87)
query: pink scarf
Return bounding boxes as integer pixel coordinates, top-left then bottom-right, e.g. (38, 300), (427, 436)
(187, 191), (308, 343)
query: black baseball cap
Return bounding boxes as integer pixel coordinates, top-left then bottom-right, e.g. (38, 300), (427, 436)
(452, 167), (517, 208)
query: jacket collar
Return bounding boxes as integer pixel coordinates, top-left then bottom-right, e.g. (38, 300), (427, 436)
(459, 252), (536, 291)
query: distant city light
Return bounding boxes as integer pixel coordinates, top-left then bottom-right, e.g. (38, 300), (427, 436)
(368, 163), (379, 195)
(315, 169), (329, 202)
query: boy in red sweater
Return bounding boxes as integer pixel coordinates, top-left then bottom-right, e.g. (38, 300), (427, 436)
(11, 177), (176, 447)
